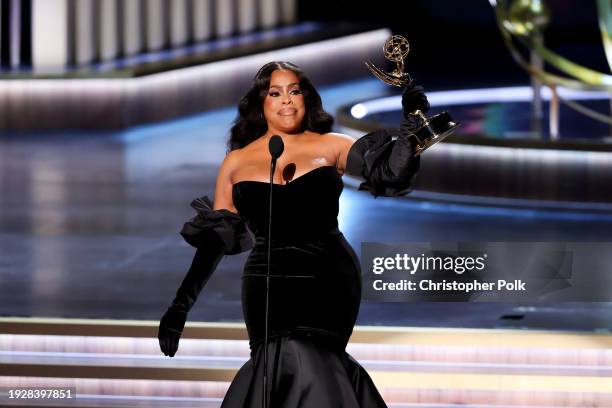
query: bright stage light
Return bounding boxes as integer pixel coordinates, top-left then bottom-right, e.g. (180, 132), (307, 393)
(352, 86), (612, 114)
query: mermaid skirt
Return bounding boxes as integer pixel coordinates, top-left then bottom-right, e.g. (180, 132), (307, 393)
(220, 334), (387, 407)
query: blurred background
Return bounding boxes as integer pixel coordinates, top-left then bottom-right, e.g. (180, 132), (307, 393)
(1, 0), (612, 406)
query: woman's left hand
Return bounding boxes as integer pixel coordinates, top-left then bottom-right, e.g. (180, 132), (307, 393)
(401, 80), (430, 115)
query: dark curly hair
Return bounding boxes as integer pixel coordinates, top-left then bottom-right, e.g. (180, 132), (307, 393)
(227, 61), (334, 152)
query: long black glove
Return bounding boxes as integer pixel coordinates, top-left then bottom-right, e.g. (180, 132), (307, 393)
(402, 80), (430, 115)
(158, 196), (253, 357)
(401, 79), (430, 132)
(345, 81), (429, 197)
(159, 233), (225, 357)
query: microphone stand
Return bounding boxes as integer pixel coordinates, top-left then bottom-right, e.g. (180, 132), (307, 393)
(262, 155), (276, 408)
(262, 134), (283, 408)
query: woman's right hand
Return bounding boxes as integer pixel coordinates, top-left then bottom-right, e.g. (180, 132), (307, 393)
(158, 308), (187, 357)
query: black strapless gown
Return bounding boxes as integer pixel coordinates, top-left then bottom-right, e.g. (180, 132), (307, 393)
(220, 165), (387, 407)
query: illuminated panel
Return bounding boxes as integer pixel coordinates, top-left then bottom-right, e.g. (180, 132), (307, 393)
(75, 0), (95, 65)
(260, 0), (278, 29)
(99, 0), (118, 61)
(32, 0), (69, 71)
(9, 0), (20, 68)
(170, 0), (189, 47)
(281, 0), (297, 25)
(0, 3), (3, 66)
(214, 0), (233, 37)
(122, 0), (142, 56)
(145, 0), (165, 51)
(192, 0), (212, 42)
(237, 0), (256, 34)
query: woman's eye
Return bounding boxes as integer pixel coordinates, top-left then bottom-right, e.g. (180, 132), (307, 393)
(268, 90), (301, 96)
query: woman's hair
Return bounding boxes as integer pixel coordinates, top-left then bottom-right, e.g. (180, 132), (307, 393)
(227, 61), (334, 152)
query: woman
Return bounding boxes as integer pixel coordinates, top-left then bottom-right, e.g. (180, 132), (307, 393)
(159, 61), (429, 407)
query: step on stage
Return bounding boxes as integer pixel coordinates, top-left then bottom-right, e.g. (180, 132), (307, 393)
(1, 317), (611, 408)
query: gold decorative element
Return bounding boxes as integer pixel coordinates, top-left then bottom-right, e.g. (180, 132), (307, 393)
(505, 0), (551, 36)
(493, 0), (612, 129)
(365, 35), (412, 87)
(364, 35), (460, 155)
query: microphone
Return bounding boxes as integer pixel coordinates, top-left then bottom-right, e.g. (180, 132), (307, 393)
(263, 134), (284, 408)
(269, 134), (284, 163)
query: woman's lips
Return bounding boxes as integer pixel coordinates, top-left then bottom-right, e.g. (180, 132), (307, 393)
(278, 108), (297, 116)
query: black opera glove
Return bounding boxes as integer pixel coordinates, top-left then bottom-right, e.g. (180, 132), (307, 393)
(402, 80), (430, 116)
(342, 80), (427, 197)
(345, 128), (420, 198)
(158, 309), (187, 358)
(158, 196), (253, 357)
(158, 234), (225, 357)
(401, 80), (430, 131)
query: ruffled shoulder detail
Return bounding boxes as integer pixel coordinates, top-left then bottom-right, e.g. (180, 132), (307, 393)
(180, 195), (253, 255)
(346, 128), (420, 198)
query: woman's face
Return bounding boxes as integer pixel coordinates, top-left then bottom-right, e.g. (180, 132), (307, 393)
(263, 69), (306, 134)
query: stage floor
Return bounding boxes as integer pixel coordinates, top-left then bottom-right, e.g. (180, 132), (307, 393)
(1, 78), (612, 333)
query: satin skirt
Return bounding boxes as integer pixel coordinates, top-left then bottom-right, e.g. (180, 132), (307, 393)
(220, 334), (388, 408)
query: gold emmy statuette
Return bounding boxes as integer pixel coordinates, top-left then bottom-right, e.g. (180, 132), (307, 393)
(365, 35), (460, 156)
